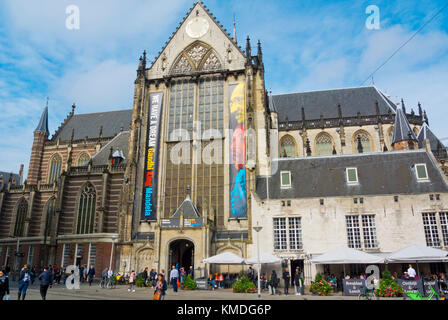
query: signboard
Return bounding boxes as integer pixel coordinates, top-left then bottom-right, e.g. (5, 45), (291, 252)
(397, 278), (424, 295)
(343, 279), (366, 296)
(229, 83), (247, 219)
(423, 279), (440, 296)
(160, 218), (203, 229)
(184, 218), (202, 228)
(141, 92), (164, 221)
(196, 279), (207, 290)
(161, 219), (180, 229)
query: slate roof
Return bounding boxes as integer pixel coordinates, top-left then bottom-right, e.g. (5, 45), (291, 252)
(255, 150), (448, 200)
(51, 109), (132, 141)
(171, 194), (201, 218)
(392, 106), (417, 144)
(35, 106), (49, 134)
(417, 123), (446, 153)
(269, 86), (396, 122)
(91, 131), (130, 166)
(0, 172), (21, 190)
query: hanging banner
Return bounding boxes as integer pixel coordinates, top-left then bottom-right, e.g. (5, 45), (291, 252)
(141, 92), (163, 221)
(229, 83), (247, 219)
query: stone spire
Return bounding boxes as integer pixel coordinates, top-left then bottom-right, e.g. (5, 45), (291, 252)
(245, 36), (251, 65)
(391, 105), (418, 150)
(233, 14), (237, 44)
(35, 98), (50, 135)
(257, 40), (263, 64)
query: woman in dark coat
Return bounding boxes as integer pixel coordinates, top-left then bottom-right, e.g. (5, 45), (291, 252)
(0, 270), (10, 300)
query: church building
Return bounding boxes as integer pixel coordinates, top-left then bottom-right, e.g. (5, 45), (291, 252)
(1, 1), (447, 281)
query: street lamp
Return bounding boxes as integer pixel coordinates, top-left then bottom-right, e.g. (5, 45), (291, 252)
(253, 223), (263, 299)
(109, 235), (118, 271)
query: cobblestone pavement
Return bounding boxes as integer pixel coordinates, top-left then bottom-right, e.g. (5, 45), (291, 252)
(7, 281), (402, 300)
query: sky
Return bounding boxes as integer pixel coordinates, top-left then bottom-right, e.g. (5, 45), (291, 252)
(0, 0), (447, 176)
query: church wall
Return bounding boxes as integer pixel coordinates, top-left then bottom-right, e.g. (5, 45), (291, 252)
(0, 192), (29, 238)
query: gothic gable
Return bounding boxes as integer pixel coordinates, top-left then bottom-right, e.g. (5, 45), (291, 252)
(147, 1), (246, 80)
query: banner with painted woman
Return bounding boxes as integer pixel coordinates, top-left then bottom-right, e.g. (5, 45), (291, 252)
(229, 83), (247, 219)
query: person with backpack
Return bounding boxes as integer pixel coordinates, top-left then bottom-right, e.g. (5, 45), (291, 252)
(38, 266), (53, 300)
(0, 270), (10, 301)
(142, 267), (149, 287)
(17, 265), (31, 300)
(282, 268), (291, 295)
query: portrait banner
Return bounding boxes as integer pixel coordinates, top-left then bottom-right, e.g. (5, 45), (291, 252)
(229, 83), (247, 219)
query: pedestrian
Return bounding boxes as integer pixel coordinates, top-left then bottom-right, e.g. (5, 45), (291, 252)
(128, 270), (136, 292)
(102, 267), (109, 283)
(17, 265), (31, 300)
(268, 270), (278, 295)
(407, 264), (417, 279)
(87, 265), (95, 286)
(282, 268), (290, 295)
(294, 268), (302, 296)
(188, 266), (194, 279)
(5, 265), (10, 277)
(79, 264), (85, 283)
(38, 266), (53, 300)
(170, 265), (179, 292)
(154, 274), (167, 300)
(0, 270), (10, 301)
(142, 267), (149, 287)
(150, 269), (157, 288)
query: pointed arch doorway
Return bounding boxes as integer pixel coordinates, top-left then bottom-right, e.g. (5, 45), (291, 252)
(169, 239), (195, 271)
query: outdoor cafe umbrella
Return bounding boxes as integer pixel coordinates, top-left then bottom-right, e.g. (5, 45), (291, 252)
(245, 252), (282, 265)
(311, 245), (385, 275)
(385, 244), (448, 276)
(203, 252), (246, 278)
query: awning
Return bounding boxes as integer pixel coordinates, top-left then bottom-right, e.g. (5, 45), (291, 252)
(245, 252), (282, 264)
(385, 245), (448, 263)
(203, 252), (246, 265)
(311, 246), (385, 264)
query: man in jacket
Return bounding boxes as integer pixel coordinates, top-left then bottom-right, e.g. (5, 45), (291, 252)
(17, 265), (31, 300)
(282, 268), (291, 295)
(87, 265), (95, 286)
(38, 267), (53, 300)
(294, 267), (302, 296)
(169, 265), (179, 292)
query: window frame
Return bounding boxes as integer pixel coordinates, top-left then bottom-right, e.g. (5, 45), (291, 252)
(346, 167), (359, 184)
(280, 171), (292, 189)
(415, 163), (429, 181)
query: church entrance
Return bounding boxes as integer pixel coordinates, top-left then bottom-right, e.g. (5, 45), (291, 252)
(168, 239), (194, 271)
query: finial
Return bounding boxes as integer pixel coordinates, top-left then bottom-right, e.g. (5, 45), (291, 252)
(46, 97), (49, 108)
(233, 14), (237, 44)
(401, 98), (406, 114)
(257, 40), (263, 63)
(71, 103), (76, 114)
(246, 36), (251, 64)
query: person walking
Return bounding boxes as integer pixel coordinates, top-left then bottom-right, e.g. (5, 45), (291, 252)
(188, 266), (194, 279)
(87, 265), (95, 286)
(294, 268), (302, 296)
(38, 266), (53, 300)
(282, 268), (290, 295)
(150, 269), (157, 288)
(0, 270), (10, 301)
(128, 270), (136, 292)
(17, 265), (31, 300)
(170, 265), (179, 292)
(268, 270), (278, 295)
(142, 267), (149, 287)
(154, 274), (167, 300)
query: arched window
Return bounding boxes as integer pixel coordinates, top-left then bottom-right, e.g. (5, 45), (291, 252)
(77, 152), (90, 167)
(44, 198), (56, 237)
(353, 131), (372, 153)
(76, 183), (96, 234)
(388, 127), (394, 146)
(280, 135), (296, 158)
(48, 154), (62, 184)
(14, 199), (28, 237)
(315, 133), (334, 156)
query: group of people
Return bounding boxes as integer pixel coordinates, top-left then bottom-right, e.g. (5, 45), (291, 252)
(263, 267), (304, 296)
(1, 264), (59, 300)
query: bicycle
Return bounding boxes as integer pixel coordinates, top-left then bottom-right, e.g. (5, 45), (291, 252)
(406, 287), (444, 300)
(99, 277), (116, 289)
(358, 288), (379, 300)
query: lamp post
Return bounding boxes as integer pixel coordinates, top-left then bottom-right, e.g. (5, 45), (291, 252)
(109, 235), (118, 271)
(253, 223), (263, 298)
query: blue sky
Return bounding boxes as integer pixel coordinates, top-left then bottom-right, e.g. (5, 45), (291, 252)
(0, 0), (447, 176)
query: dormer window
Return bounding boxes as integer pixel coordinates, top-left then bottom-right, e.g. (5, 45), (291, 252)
(280, 171), (291, 189)
(112, 149), (126, 165)
(346, 168), (358, 184)
(415, 163), (429, 181)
